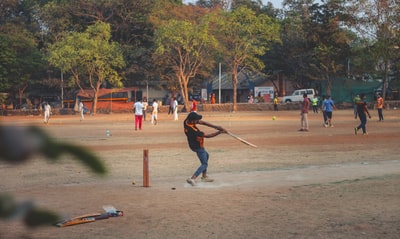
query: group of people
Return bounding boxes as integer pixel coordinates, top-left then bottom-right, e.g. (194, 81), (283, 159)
(133, 96), (201, 130)
(299, 92), (385, 135)
(133, 98), (159, 130)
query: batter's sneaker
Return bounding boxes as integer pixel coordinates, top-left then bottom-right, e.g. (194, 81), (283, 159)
(354, 127), (358, 135)
(186, 178), (196, 186)
(201, 177), (214, 182)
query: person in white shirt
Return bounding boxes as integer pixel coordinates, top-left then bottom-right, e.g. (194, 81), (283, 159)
(151, 99), (158, 125)
(133, 98), (144, 130)
(173, 97), (178, 120)
(142, 97), (148, 121)
(43, 102), (51, 124)
(79, 101), (84, 121)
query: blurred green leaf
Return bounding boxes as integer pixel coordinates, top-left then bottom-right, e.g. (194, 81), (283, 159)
(24, 207), (60, 227)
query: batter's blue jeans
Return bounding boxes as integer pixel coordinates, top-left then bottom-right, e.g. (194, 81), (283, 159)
(193, 148), (209, 177)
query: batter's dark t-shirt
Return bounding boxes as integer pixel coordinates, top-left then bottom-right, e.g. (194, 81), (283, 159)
(184, 119), (204, 151)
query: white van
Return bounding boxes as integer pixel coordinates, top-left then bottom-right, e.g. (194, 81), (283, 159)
(282, 89), (315, 103)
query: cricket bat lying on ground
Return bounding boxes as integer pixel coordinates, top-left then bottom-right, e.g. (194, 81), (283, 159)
(56, 206), (123, 227)
(55, 213), (104, 227)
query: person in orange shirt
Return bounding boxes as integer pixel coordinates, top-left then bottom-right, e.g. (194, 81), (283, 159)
(210, 93), (216, 104)
(376, 94), (384, 122)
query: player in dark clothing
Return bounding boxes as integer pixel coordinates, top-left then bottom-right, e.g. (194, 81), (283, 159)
(184, 112), (226, 186)
(355, 94), (371, 135)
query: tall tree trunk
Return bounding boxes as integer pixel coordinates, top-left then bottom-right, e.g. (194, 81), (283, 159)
(382, 59), (390, 100)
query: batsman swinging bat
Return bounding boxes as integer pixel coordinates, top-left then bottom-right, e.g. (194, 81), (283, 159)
(226, 131), (257, 148)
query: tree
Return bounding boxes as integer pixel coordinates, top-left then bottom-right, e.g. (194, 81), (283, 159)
(47, 21), (125, 114)
(346, 0), (400, 99)
(0, 24), (45, 109)
(44, 0), (157, 89)
(153, 8), (218, 111)
(311, 0), (351, 96)
(215, 6), (280, 111)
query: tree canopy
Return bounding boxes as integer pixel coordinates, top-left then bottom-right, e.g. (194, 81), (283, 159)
(1, 0), (400, 108)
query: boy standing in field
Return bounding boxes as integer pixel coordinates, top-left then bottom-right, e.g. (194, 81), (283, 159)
(43, 102), (51, 124)
(184, 112), (226, 186)
(151, 99), (158, 125)
(133, 98), (144, 130)
(376, 94), (384, 122)
(355, 94), (371, 135)
(299, 93), (310, 132)
(323, 95), (337, 127)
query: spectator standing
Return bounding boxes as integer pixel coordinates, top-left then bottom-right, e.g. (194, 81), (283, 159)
(142, 97), (148, 121)
(323, 95), (337, 127)
(353, 94), (360, 119)
(273, 96), (279, 111)
(79, 101), (84, 121)
(210, 93), (216, 104)
(151, 99), (158, 125)
(173, 97), (178, 120)
(168, 96), (174, 115)
(311, 95), (319, 113)
(248, 94), (254, 104)
(43, 102), (51, 124)
(355, 94), (371, 135)
(320, 95), (328, 127)
(376, 94), (384, 122)
(190, 97), (197, 112)
(299, 93), (310, 132)
(133, 98), (144, 130)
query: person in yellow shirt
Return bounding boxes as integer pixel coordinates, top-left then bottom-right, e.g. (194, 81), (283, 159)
(273, 96), (279, 111)
(311, 95), (319, 113)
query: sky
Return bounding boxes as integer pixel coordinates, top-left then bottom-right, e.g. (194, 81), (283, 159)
(182, 0), (322, 9)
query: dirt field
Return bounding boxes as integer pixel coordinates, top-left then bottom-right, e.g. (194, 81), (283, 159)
(1, 108), (400, 239)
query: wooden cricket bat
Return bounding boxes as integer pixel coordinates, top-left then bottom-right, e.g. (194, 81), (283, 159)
(200, 120), (257, 148)
(55, 213), (103, 227)
(226, 131), (258, 148)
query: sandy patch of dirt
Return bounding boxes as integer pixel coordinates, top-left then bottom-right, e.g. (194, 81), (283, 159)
(1, 109), (399, 239)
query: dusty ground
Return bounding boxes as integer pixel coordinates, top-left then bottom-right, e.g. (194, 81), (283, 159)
(1, 108), (400, 239)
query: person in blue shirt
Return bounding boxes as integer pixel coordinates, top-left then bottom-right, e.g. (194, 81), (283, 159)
(323, 95), (337, 127)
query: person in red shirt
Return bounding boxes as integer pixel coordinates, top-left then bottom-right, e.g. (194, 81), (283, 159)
(299, 93), (310, 132)
(190, 97), (197, 112)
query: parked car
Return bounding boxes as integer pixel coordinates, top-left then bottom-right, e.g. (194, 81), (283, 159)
(282, 89), (316, 103)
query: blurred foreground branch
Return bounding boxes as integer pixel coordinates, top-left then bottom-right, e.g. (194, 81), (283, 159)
(0, 125), (107, 227)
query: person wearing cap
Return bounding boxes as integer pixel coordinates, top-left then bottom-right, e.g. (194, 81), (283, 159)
(184, 112), (226, 186)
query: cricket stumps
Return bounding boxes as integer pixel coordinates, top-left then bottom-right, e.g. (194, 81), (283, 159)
(143, 149), (150, 187)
